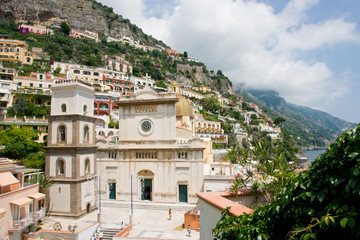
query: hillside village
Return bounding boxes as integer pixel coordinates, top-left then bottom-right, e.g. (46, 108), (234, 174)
(0, 19), (305, 240)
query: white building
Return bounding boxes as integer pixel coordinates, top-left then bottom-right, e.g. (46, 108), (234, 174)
(45, 79), (98, 217)
(96, 86), (205, 204)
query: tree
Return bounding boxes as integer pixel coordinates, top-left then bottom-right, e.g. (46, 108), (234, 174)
(154, 80), (167, 89)
(200, 97), (221, 113)
(0, 125), (43, 160)
(214, 124), (360, 239)
(183, 51), (188, 59)
(60, 21), (71, 36)
(12, 95), (27, 116)
(217, 69), (224, 76)
(274, 116), (286, 125)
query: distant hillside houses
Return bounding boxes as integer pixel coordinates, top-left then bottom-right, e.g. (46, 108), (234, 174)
(70, 29), (99, 42)
(106, 36), (165, 52)
(18, 24), (54, 35)
(0, 39), (35, 64)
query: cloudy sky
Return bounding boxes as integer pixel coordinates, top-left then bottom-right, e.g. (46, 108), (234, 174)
(98, 0), (360, 123)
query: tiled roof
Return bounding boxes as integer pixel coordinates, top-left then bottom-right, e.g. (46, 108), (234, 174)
(197, 190), (253, 216)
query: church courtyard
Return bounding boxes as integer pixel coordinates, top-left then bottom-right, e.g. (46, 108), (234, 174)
(41, 200), (200, 239)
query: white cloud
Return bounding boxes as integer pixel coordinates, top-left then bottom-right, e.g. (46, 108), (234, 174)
(98, 0), (359, 107)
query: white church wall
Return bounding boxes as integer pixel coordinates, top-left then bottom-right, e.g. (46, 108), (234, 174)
(49, 184), (71, 212)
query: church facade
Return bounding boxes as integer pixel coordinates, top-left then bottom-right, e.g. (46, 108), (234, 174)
(96, 87), (205, 204)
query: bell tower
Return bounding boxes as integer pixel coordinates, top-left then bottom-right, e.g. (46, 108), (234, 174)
(45, 79), (98, 217)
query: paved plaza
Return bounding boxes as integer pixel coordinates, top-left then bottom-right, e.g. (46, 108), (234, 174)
(42, 200), (200, 239)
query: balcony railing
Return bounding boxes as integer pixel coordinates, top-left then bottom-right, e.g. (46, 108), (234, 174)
(32, 208), (45, 223)
(11, 208), (45, 231)
(12, 215), (32, 231)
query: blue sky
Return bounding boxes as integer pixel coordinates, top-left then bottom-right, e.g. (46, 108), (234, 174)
(99, 0), (360, 124)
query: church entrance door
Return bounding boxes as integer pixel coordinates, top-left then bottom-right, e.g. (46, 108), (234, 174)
(109, 182), (116, 199)
(179, 185), (188, 202)
(141, 179), (152, 201)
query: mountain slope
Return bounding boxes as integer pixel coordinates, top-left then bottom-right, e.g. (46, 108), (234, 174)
(0, 0), (166, 48)
(239, 88), (356, 148)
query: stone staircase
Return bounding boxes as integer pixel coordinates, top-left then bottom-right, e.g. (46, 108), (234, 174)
(101, 228), (122, 240)
(102, 200), (195, 212)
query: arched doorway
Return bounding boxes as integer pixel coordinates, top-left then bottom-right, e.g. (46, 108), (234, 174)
(138, 170), (154, 201)
(86, 203), (91, 213)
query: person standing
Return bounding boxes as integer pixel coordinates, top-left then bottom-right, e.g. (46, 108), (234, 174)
(169, 208), (172, 220)
(187, 225), (191, 237)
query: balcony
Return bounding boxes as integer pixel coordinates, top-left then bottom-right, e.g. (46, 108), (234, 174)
(32, 207), (45, 223)
(12, 215), (33, 231)
(10, 208), (45, 232)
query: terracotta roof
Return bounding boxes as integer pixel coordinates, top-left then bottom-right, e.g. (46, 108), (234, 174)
(17, 76), (36, 80)
(0, 172), (19, 187)
(197, 191), (253, 216)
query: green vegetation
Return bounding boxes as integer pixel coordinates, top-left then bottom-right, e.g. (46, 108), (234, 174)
(0, 125), (45, 169)
(7, 94), (50, 117)
(214, 124), (360, 239)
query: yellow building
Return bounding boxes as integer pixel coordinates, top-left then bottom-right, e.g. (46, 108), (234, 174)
(0, 39), (35, 64)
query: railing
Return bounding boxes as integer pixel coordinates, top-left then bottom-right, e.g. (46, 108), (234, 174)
(32, 208), (45, 223)
(12, 215), (33, 231)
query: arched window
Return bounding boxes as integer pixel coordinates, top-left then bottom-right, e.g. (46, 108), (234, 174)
(84, 125), (89, 143)
(57, 159), (65, 175)
(83, 105), (87, 115)
(59, 125), (66, 142)
(61, 104), (66, 113)
(85, 158), (90, 174)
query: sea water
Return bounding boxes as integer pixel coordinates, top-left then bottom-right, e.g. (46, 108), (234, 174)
(303, 149), (326, 162)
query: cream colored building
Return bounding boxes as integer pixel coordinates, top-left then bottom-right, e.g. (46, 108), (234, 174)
(97, 86), (205, 204)
(0, 39), (35, 64)
(45, 79), (98, 217)
(0, 159), (45, 240)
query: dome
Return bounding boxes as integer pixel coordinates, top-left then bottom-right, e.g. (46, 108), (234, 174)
(176, 94), (193, 116)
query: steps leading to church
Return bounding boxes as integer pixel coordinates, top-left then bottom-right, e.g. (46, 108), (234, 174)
(101, 200), (196, 211)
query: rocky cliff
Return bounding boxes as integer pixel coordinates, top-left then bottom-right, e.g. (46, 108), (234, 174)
(0, 0), (165, 47)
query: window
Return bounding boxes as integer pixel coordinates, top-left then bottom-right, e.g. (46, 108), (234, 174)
(83, 126), (89, 143)
(136, 152), (157, 159)
(178, 152), (188, 159)
(108, 152), (117, 159)
(16, 48), (19, 52)
(83, 105), (87, 114)
(95, 96), (102, 100)
(85, 159), (90, 174)
(59, 125), (66, 142)
(18, 82), (22, 86)
(39, 84), (42, 88)
(74, 70), (80, 74)
(103, 96), (109, 101)
(61, 104), (66, 112)
(32, 126), (38, 131)
(30, 83), (33, 87)
(26, 57), (31, 62)
(57, 159), (65, 175)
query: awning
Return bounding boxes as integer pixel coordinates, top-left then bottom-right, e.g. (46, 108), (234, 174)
(10, 197), (33, 206)
(0, 172), (19, 187)
(28, 192), (45, 200)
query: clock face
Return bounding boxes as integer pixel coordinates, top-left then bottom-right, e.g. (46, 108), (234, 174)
(141, 121), (152, 132)
(138, 119), (154, 136)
